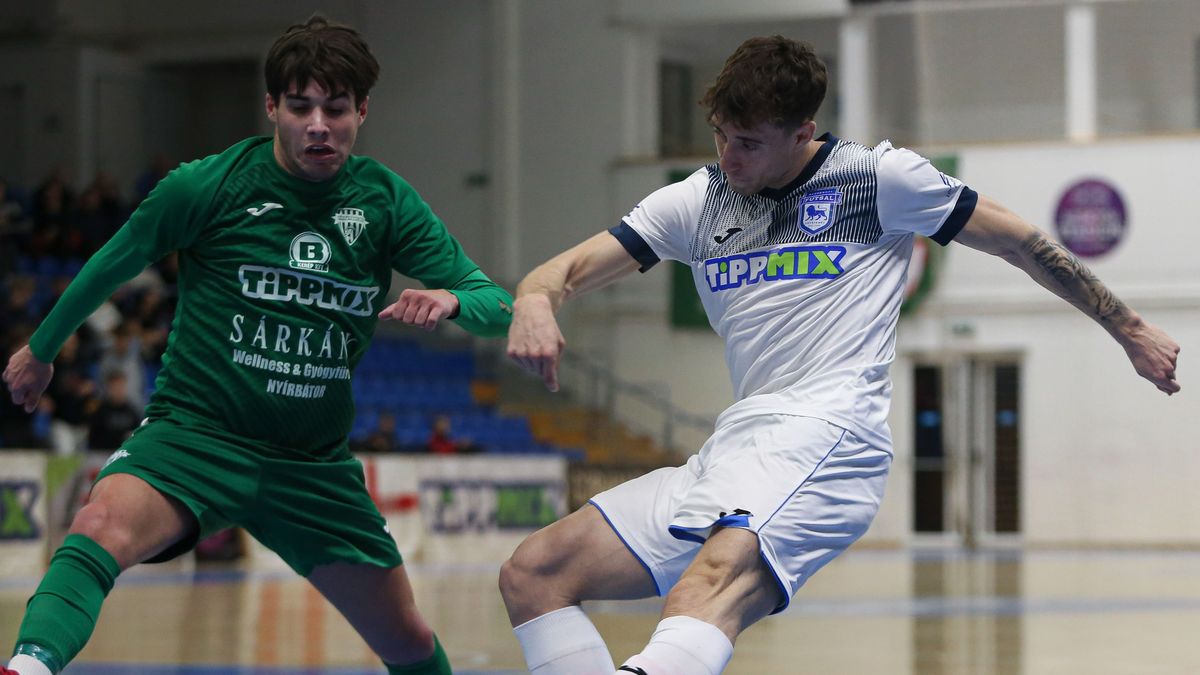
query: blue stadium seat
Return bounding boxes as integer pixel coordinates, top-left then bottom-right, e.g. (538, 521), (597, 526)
(349, 339), (573, 458)
(61, 258), (85, 278)
(395, 428), (427, 447)
(35, 257), (61, 279)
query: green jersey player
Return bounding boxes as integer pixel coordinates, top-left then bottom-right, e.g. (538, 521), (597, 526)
(1, 16), (510, 675)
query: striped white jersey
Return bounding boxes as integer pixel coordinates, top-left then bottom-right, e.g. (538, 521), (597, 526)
(611, 134), (977, 450)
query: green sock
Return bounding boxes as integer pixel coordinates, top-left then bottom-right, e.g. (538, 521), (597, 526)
(385, 635), (452, 674)
(13, 533), (121, 673)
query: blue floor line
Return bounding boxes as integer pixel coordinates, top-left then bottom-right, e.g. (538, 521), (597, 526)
(0, 562), (507, 592)
(67, 665), (521, 675)
(583, 594), (1200, 618)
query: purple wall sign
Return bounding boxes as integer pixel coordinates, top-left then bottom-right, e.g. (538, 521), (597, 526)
(1054, 179), (1127, 258)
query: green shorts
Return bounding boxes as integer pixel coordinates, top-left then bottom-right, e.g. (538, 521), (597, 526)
(95, 417), (402, 576)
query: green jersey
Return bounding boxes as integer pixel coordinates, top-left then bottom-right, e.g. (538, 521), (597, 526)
(30, 137), (512, 457)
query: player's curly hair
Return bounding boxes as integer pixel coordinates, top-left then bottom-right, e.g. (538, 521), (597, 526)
(701, 35), (827, 130)
(265, 15), (380, 105)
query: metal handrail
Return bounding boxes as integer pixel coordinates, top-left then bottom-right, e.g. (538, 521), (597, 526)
(558, 350), (714, 456)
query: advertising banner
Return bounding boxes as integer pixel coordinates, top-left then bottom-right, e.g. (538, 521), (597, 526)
(0, 452), (48, 578)
(248, 454), (568, 570)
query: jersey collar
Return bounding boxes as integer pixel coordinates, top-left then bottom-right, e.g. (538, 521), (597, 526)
(757, 132), (838, 201)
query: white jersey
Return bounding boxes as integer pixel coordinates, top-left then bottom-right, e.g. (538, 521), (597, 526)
(612, 134), (977, 450)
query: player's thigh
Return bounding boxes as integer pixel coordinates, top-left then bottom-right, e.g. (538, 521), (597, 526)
(89, 421), (258, 565)
(506, 503), (659, 602)
(587, 461), (707, 597)
(249, 455), (402, 576)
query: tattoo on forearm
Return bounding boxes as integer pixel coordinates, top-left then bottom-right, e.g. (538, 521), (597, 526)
(1021, 234), (1129, 325)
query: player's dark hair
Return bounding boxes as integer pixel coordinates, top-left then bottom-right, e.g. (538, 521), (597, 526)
(701, 35), (827, 130)
(265, 15), (379, 105)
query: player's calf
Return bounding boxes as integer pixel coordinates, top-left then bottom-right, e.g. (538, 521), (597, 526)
(614, 529), (779, 675)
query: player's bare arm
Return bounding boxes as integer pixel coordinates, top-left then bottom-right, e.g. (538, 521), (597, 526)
(2, 345), (54, 413)
(956, 195), (1181, 395)
(508, 232), (641, 391)
(377, 288), (459, 331)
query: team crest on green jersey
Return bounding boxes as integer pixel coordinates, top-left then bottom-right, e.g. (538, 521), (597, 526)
(334, 207), (368, 245)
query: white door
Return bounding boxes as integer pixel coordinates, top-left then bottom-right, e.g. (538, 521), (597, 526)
(912, 357), (1022, 547)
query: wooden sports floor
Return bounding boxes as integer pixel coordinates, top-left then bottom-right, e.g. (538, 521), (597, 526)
(1, 548), (1197, 674)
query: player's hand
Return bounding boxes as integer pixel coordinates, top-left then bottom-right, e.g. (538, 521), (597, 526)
(1119, 320), (1181, 395)
(3, 345), (55, 413)
(378, 289), (459, 331)
(507, 294), (565, 392)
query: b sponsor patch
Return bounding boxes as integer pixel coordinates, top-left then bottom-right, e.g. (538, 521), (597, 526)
(289, 232), (331, 273)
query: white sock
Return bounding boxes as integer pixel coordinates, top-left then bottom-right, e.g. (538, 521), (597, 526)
(514, 605), (615, 675)
(7, 654), (53, 675)
(617, 615), (734, 675)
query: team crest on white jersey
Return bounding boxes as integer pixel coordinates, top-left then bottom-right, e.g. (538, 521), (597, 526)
(798, 188), (843, 235)
(289, 232), (332, 272)
(334, 207), (368, 246)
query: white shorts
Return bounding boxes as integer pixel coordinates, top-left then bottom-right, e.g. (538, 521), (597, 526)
(589, 414), (891, 613)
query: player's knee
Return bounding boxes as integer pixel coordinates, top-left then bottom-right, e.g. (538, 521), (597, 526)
(68, 502), (134, 566)
(500, 529), (569, 606)
(497, 555), (521, 604)
(498, 537), (543, 603)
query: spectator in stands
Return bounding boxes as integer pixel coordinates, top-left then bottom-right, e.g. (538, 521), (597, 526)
(357, 411), (399, 453)
(29, 167), (76, 259)
(1, 275), (42, 338)
(76, 186), (119, 257)
(133, 153), (174, 207)
(97, 319), (146, 411)
(90, 171), (126, 224)
(0, 176), (26, 230)
(0, 393), (41, 449)
(426, 415), (456, 454)
(44, 333), (97, 455)
(426, 415), (476, 455)
(42, 279), (104, 367)
(88, 371), (141, 450)
(0, 327), (42, 449)
(0, 176), (30, 270)
(130, 286), (172, 362)
(109, 259), (167, 311)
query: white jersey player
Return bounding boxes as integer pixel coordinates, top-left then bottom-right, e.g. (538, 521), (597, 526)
(502, 36), (1180, 675)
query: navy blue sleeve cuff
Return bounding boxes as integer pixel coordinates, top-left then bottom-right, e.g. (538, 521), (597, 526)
(930, 187), (978, 246)
(608, 221), (661, 272)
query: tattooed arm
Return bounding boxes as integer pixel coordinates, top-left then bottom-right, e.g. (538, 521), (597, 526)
(954, 195), (1181, 395)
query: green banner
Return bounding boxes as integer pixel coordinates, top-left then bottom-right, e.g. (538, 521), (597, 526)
(667, 169), (711, 329)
